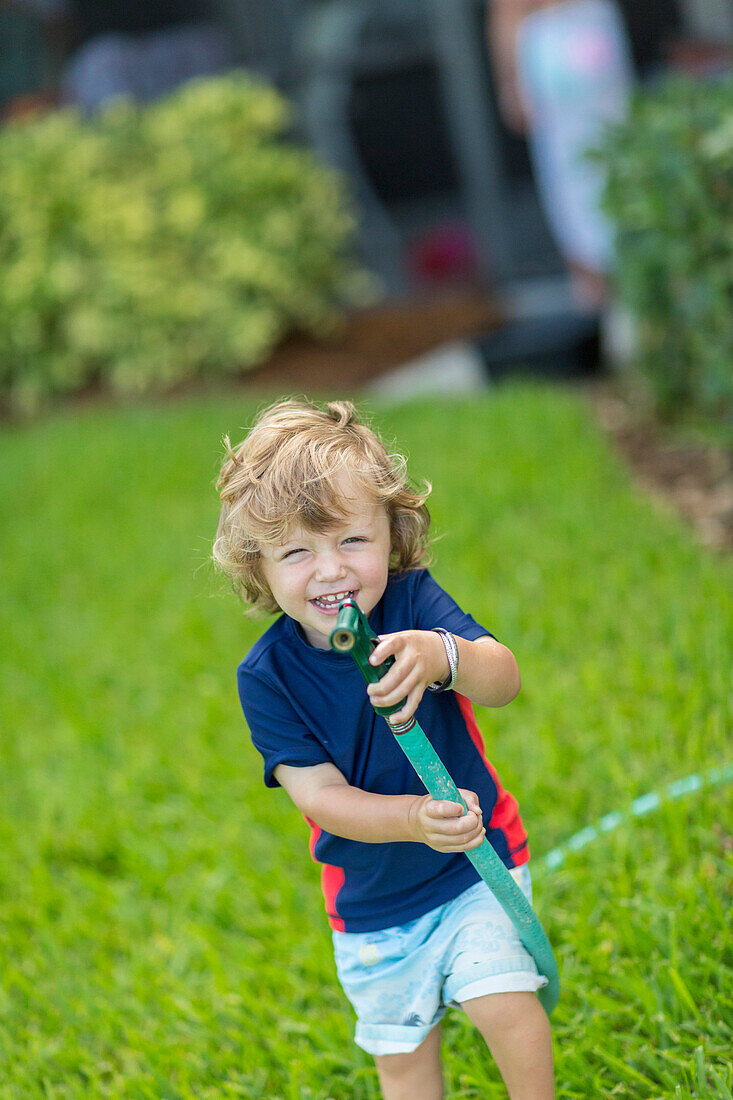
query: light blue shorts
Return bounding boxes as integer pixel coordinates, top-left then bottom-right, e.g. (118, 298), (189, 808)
(332, 864), (548, 1056)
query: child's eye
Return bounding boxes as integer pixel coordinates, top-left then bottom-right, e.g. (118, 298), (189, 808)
(281, 547), (308, 560)
(342, 536), (366, 546)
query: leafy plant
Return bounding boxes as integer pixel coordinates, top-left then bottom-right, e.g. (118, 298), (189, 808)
(0, 74), (365, 415)
(596, 76), (733, 423)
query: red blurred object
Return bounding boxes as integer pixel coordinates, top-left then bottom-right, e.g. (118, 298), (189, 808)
(666, 37), (733, 76)
(407, 223), (478, 285)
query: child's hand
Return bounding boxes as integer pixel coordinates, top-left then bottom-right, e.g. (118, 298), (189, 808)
(366, 629), (448, 723)
(408, 789), (485, 853)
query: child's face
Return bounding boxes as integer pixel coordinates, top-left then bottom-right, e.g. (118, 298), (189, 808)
(259, 473), (391, 650)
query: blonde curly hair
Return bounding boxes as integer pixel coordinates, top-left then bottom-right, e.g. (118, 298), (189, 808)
(213, 398), (432, 614)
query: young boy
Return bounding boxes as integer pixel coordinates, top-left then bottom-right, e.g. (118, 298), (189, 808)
(213, 399), (554, 1100)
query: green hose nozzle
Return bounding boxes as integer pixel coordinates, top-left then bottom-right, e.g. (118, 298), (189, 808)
(329, 599), (407, 720)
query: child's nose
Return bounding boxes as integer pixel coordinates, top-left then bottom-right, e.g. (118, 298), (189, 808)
(315, 550), (347, 581)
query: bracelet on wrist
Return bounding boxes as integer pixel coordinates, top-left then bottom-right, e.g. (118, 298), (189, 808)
(426, 628), (459, 693)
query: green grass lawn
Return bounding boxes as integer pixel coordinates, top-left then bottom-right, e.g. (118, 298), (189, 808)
(1, 385), (731, 1099)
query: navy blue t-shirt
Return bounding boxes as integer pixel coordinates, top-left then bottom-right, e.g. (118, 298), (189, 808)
(238, 569), (528, 932)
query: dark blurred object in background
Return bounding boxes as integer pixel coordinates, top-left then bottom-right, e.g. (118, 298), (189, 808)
(0, 0), (61, 113)
(0, 0), (301, 118)
(64, 0), (211, 41)
(615, 0), (683, 75)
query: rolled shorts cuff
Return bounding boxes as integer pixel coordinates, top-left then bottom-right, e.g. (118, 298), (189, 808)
(446, 955), (549, 1006)
(355, 1019), (442, 1057)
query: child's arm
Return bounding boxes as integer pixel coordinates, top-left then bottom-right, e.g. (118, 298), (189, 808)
(367, 632), (520, 725)
(274, 761), (486, 852)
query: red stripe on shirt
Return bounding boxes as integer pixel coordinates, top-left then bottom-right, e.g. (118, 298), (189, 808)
(305, 816), (346, 932)
(455, 693), (530, 864)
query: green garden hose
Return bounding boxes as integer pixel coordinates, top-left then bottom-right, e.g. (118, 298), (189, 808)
(330, 598), (560, 1017)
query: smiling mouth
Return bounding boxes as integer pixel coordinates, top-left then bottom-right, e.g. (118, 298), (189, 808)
(310, 589), (357, 613)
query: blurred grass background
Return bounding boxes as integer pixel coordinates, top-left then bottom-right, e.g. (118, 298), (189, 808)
(1, 385), (731, 1098)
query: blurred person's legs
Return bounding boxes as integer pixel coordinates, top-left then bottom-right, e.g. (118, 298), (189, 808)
(490, 0), (634, 308)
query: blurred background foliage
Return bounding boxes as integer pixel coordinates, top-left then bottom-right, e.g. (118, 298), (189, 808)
(597, 75), (733, 426)
(0, 73), (366, 416)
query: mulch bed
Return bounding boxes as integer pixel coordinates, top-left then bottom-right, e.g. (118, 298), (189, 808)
(591, 386), (733, 554)
(238, 289), (504, 394)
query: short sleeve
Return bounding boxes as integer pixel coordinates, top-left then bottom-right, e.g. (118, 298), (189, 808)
(238, 665), (332, 788)
(412, 570), (495, 641)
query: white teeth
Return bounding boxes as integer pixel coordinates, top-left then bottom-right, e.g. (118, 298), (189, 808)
(313, 590), (353, 604)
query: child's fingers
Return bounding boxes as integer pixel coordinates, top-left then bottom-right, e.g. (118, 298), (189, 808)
(369, 669), (423, 710)
(427, 800), (478, 827)
(427, 796), (481, 821)
(369, 634), (401, 666)
(428, 816), (486, 852)
(414, 797), (486, 851)
(367, 661), (416, 701)
(457, 788), (482, 817)
(437, 831), (486, 853)
(385, 685), (423, 725)
(430, 799), (464, 817)
(462, 828), (487, 851)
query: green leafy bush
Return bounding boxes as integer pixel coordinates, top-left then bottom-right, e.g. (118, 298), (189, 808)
(0, 74), (364, 414)
(597, 76), (733, 422)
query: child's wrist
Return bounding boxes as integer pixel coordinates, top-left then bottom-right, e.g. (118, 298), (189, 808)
(406, 795), (424, 842)
(418, 629), (441, 683)
(426, 629), (456, 692)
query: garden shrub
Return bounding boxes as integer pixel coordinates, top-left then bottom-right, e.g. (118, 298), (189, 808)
(596, 76), (733, 423)
(0, 74), (364, 414)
